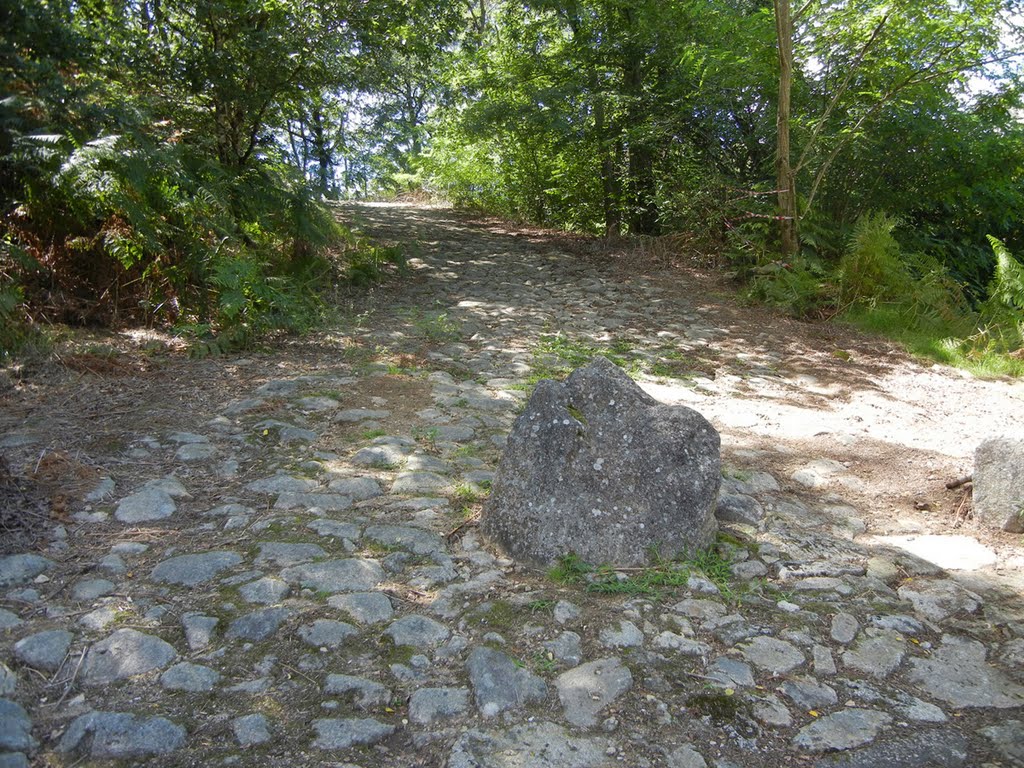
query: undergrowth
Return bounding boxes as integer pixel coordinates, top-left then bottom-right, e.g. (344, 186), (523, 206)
(548, 546), (735, 600)
(1, 129), (406, 359)
(745, 212), (1024, 377)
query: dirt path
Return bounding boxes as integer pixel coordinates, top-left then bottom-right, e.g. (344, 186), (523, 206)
(352, 203), (1024, 569)
(1, 202), (1022, 767)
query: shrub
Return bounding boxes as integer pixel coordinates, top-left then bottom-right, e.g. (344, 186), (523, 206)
(837, 212), (911, 306)
(978, 236), (1024, 354)
(4, 130), (342, 348)
(746, 258), (833, 318)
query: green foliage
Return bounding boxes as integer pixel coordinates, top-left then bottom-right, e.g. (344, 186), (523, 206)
(838, 236), (1024, 377)
(837, 213), (910, 306)
(525, 334), (642, 384)
(531, 650), (558, 675)
(548, 548), (734, 599)
(452, 483), (488, 504)
(742, 211), (1024, 377)
(5, 127), (338, 344)
(404, 307), (460, 342)
(548, 553), (591, 586)
(0, 0), (423, 350)
(527, 599), (556, 614)
(0, 237), (43, 358)
(979, 237), (1024, 353)
(746, 259), (833, 318)
(343, 242), (407, 286)
(584, 561), (691, 597)
(0, 281), (29, 358)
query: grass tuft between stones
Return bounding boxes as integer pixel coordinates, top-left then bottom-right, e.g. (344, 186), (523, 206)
(686, 690), (743, 723)
(547, 546), (736, 599)
(466, 600), (519, 630)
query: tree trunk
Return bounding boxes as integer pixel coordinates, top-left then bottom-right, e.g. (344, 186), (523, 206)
(595, 94), (621, 238)
(622, 39), (659, 236)
(310, 107), (331, 197)
(774, 0), (798, 257)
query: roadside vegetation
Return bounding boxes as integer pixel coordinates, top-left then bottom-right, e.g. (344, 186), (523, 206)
(3, 0), (1022, 375)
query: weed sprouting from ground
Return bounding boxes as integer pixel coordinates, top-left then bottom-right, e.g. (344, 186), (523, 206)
(532, 650), (558, 674)
(548, 553), (592, 585)
(547, 547), (735, 599)
(452, 483), (488, 504)
(402, 306), (462, 342)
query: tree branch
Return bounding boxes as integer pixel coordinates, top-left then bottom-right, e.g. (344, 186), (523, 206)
(803, 46), (1023, 215)
(793, 0), (818, 24)
(795, 11), (889, 173)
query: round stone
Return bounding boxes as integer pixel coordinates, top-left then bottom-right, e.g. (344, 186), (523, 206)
(385, 615), (450, 648)
(115, 488), (176, 523)
(740, 636), (805, 676)
(81, 629), (177, 685)
(297, 619), (357, 648)
(72, 578), (115, 601)
(13, 630), (73, 673)
(160, 662), (221, 692)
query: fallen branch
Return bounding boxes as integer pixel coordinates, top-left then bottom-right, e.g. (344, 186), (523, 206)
(445, 515), (479, 542)
(945, 475), (973, 490)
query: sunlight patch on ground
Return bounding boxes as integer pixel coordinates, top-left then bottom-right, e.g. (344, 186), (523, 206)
(643, 365), (1024, 463)
(871, 534), (998, 571)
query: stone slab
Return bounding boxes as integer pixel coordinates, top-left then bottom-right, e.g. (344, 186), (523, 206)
(973, 438), (1024, 532)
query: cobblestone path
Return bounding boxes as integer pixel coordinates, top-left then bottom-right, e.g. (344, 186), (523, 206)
(1, 203), (1022, 767)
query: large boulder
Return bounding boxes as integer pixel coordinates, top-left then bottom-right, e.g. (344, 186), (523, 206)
(482, 357), (720, 567)
(973, 438), (1024, 533)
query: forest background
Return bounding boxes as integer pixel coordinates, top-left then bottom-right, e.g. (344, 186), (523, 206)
(2, 0), (1024, 374)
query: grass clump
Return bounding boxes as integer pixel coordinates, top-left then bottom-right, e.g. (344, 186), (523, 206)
(344, 242), (407, 286)
(686, 690), (742, 723)
(527, 599), (556, 614)
(531, 650), (558, 675)
(467, 600), (519, 630)
(548, 553), (592, 585)
(403, 306), (461, 342)
(548, 547), (734, 599)
(452, 483), (488, 504)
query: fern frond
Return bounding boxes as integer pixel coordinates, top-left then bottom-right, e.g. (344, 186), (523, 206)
(986, 236), (1024, 311)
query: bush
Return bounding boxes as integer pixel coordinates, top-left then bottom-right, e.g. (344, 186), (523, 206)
(4, 130), (342, 349)
(978, 236), (1024, 354)
(837, 212), (911, 307)
(0, 236), (43, 358)
(746, 258), (833, 318)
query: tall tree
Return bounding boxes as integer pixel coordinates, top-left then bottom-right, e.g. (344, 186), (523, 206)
(770, 0), (1015, 255)
(774, 0), (797, 256)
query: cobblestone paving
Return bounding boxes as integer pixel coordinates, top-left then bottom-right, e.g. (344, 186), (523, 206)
(1, 204), (1022, 767)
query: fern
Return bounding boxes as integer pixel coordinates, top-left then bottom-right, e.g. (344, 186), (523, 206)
(986, 237), (1024, 312)
(837, 212), (911, 306)
(0, 238), (39, 357)
(979, 237), (1024, 352)
(746, 259), (833, 318)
